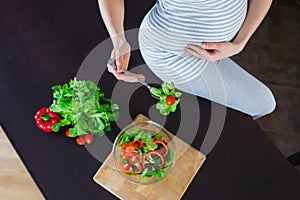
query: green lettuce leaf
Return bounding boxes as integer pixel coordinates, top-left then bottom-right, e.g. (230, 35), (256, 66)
(49, 77), (119, 137)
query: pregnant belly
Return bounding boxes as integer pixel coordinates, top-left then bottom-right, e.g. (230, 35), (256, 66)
(138, 0), (247, 84)
(139, 0), (247, 53)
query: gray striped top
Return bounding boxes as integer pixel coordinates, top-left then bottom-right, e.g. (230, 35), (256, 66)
(139, 0), (248, 84)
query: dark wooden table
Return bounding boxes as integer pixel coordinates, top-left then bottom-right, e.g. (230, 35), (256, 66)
(1, 0), (299, 199)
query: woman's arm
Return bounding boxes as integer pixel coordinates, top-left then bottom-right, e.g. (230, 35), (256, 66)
(232, 0), (273, 49)
(98, 0), (126, 47)
(185, 0), (273, 62)
(98, 0), (145, 82)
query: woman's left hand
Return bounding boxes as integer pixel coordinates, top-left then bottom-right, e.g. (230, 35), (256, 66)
(185, 42), (243, 62)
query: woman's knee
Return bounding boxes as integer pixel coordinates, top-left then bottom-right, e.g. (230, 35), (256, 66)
(265, 87), (276, 113)
(255, 86), (276, 119)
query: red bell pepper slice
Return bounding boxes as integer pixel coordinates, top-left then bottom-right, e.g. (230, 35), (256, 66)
(142, 151), (165, 170)
(119, 153), (142, 174)
(154, 140), (169, 158)
(121, 142), (138, 154)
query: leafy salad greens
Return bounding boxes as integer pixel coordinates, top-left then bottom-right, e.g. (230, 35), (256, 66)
(150, 82), (182, 115)
(117, 128), (174, 180)
(49, 78), (119, 137)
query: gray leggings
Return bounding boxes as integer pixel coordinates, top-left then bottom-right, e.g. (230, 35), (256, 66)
(175, 58), (276, 119)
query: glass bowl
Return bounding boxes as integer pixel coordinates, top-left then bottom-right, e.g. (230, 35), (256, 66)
(113, 120), (176, 185)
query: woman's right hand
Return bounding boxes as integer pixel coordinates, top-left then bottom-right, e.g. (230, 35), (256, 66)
(107, 41), (145, 82)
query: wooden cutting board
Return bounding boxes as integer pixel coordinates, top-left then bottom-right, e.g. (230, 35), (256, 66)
(93, 114), (206, 200)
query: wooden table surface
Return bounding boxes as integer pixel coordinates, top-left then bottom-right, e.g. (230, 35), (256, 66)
(0, 127), (44, 199)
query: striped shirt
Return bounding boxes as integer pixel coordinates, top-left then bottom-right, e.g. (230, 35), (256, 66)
(138, 0), (247, 84)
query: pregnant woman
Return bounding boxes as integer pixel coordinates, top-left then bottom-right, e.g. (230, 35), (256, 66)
(99, 0), (275, 119)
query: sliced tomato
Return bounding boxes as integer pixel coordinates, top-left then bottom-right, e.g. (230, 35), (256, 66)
(142, 151), (165, 170)
(119, 154), (142, 175)
(154, 140), (169, 158)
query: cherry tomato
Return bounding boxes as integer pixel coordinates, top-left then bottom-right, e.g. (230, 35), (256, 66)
(65, 129), (72, 138)
(76, 136), (85, 146)
(165, 95), (176, 106)
(84, 133), (94, 144)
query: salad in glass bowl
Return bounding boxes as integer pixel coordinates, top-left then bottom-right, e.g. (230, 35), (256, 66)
(113, 121), (175, 185)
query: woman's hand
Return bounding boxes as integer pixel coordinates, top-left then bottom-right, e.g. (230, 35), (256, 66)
(185, 42), (243, 62)
(107, 41), (145, 82)
(185, 0), (273, 62)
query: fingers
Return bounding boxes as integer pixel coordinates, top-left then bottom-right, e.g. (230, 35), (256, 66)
(108, 42), (145, 82)
(206, 52), (220, 62)
(115, 52), (130, 72)
(185, 44), (212, 60)
(107, 66), (145, 83)
(184, 47), (201, 58)
(201, 42), (220, 50)
(186, 44), (204, 52)
(134, 74), (146, 82)
(115, 42), (131, 72)
(201, 42), (235, 62)
(110, 49), (126, 72)
(185, 43), (227, 62)
(108, 42), (145, 83)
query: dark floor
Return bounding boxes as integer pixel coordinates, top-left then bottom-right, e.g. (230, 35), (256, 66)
(232, 0), (300, 168)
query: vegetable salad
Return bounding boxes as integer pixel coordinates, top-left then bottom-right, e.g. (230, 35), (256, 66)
(116, 128), (174, 180)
